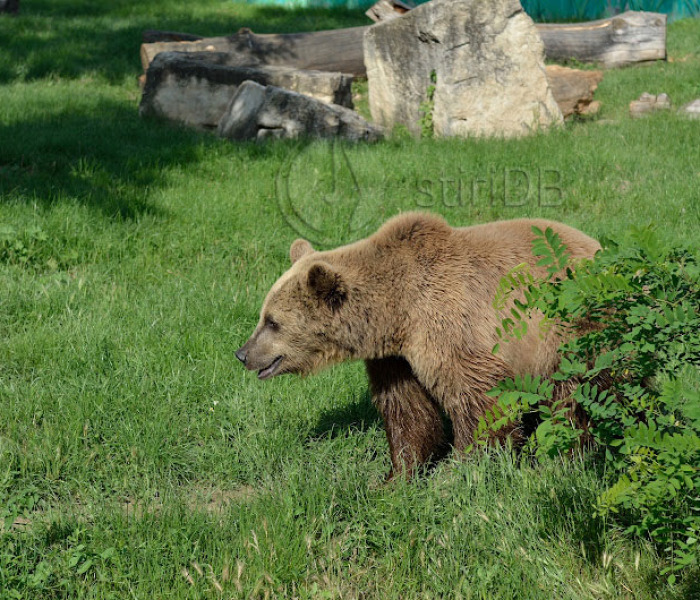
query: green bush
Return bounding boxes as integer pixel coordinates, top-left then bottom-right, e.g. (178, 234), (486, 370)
(483, 226), (700, 580)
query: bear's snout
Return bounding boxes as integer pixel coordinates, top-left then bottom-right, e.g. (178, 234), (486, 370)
(235, 346), (248, 365)
(235, 333), (285, 379)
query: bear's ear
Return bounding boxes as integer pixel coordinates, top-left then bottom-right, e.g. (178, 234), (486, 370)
(307, 262), (347, 312)
(290, 239), (314, 264)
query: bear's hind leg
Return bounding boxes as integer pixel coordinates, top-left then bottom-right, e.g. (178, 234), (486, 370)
(365, 357), (447, 480)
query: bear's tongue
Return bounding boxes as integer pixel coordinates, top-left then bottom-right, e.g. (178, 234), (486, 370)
(258, 356), (283, 380)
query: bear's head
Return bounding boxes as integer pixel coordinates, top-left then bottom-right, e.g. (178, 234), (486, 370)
(236, 239), (355, 380)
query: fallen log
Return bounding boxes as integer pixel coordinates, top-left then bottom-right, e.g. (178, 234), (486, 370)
(365, 0), (412, 23)
(141, 10), (665, 77)
(139, 52), (354, 130)
(140, 27), (368, 77)
(366, 7), (664, 67)
(545, 65), (603, 118)
(537, 11), (666, 67)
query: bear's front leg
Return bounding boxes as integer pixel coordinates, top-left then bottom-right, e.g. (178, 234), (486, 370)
(365, 357), (447, 480)
(412, 350), (517, 453)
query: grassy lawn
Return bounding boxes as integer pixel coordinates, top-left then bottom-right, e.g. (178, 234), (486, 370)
(1, 1), (699, 598)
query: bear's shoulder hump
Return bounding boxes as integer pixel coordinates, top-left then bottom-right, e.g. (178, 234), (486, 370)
(373, 212), (452, 247)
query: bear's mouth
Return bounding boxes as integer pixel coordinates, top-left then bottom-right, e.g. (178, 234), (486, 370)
(257, 356), (284, 380)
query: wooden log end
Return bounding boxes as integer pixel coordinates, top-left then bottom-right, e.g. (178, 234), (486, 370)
(546, 65), (603, 119)
(366, 0), (413, 23)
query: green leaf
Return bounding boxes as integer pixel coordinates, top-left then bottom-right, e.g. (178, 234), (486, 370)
(76, 559), (93, 575)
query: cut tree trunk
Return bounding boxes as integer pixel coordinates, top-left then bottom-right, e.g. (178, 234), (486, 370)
(365, 0), (412, 23)
(140, 27), (367, 77)
(141, 10), (665, 76)
(537, 11), (666, 67)
(139, 52), (354, 130)
(545, 65), (603, 118)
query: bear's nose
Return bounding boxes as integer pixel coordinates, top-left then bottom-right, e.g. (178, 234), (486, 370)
(235, 347), (247, 365)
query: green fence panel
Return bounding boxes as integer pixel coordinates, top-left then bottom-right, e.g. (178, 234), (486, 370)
(245, 0), (700, 22)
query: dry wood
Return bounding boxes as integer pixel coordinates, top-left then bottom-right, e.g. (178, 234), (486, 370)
(140, 11), (664, 77)
(366, 7), (664, 67)
(139, 52), (354, 130)
(365, 0), (412, 23)
(545, 65), (603, 118)
(141, 27), (367, 77)
(537, 11), (666, 67)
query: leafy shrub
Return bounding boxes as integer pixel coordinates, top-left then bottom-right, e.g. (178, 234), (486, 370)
(482, 226), (699, 579)
(418, 70), (437, 139)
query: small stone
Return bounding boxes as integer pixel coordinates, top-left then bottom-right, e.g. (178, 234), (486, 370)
(580, 100), (602, 116)
(680, 98), (700, 119)
(630, 92), (672, 118)
(656, 93), (671, 109)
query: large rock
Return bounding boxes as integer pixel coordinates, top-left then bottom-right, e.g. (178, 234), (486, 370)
(364, 0), (563, 138)
(139, 52), (354, 130)
(217, 81), (382, 142)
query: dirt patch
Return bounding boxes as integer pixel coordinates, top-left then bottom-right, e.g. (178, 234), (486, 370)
(188, 486), (257, 513)
(122, 485), (258, 519)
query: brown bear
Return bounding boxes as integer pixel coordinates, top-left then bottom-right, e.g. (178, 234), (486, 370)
(236, 212), (600, 479)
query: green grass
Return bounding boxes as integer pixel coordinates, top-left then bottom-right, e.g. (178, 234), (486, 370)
(1, 1), (699, 598)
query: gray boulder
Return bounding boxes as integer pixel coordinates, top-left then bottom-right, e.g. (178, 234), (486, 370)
(217, 81), (382, 142)
(363, 0), (563, 138)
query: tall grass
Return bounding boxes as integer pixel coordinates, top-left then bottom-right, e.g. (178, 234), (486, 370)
(0, 1), (699, 598)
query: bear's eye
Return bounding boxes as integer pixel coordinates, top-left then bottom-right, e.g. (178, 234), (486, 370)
(264, 316), (279, 331)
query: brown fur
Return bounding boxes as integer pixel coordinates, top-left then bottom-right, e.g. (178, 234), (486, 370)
(236, 212), (601, 479)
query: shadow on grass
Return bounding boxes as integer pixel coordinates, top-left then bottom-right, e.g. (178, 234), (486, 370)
(679, 570), (700, 598)
(534, 468), (607, 564)
(309, 389), (380, 440)
(0, 99), (219, 219)
(0, 1), (368, 85)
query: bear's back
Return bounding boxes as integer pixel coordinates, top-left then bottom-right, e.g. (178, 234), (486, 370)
(456, 218), (600, 261)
